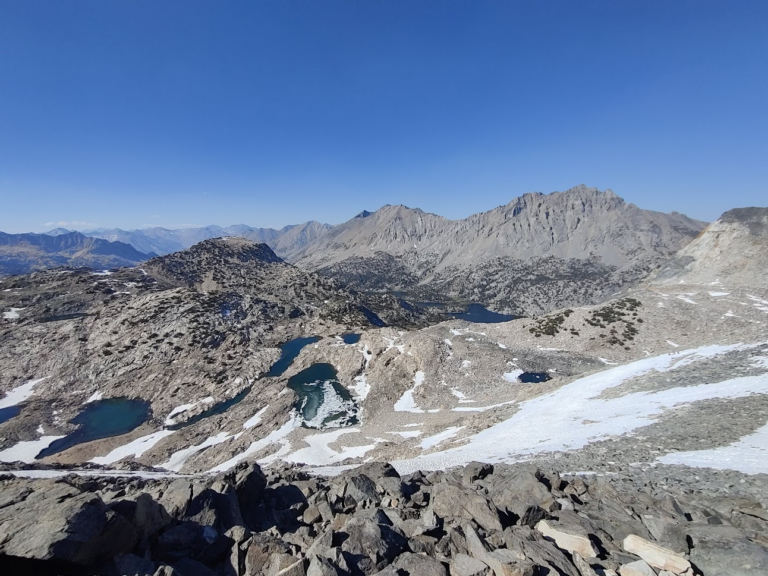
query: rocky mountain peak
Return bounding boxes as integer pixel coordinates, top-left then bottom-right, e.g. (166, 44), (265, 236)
(143, 238), (283, 290)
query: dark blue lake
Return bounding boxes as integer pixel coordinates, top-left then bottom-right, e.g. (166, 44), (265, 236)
(449, 303), (516, 324)
(36, 398), (150, 459)
(342, 333), (361, 345)
(518, 372), (551, 384)
(0, 405), (21, 425)
(288, 363), (358, 429)
(267, 336), (321, 378)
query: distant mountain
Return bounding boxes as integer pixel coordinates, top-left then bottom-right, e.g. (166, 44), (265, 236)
(291, 185), (708, 315)
(44, 227), (74, 236)
(0, 231), (152, 276)
(84, 221), (334, 258)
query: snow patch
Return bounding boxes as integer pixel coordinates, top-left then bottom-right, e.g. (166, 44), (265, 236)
(160, 432), (232, 472)
(243, 406), (269, 429)
(395, 343), (768, 473)
(394, 371), (426, 413)
(676, 294), (698, 305)
(0, 435), (66, 463)
(283, 428), (379, 466)
(658, 423), (768, 475)
(0, 377), (47, 409)
(210, 415), (300, 472)
(3, 307), (24, 320)
(420, 427), (464, 450)
(90, 430), (175, 465)
(503, 370), (524, 382)
(85, 391), (103, 404)
(391, 430), (422, 439)
(350, 374), (371, 401)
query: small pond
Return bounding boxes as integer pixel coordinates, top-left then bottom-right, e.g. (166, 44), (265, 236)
(288, 363), (358, 429)
(167, 387), (252, 430)
(38, 313), (91, 323)
(0, 405), (21, 426)
(267, 336), (321, 378)
(341, 333), (361, 345)
(448, 303), (516, 324)
(518, 372), (551, 384)
(36, 398), (150, 459)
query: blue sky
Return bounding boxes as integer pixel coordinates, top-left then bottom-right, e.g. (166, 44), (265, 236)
(1, 1), (766, 233)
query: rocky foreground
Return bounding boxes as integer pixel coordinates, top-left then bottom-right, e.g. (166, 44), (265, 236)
(2, 460), (767, 576)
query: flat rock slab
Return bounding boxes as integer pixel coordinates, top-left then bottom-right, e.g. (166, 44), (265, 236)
(535, 520), (598, 559)
(622, 535), (691, 574)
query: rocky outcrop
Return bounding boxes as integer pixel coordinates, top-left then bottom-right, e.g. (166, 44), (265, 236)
(651, 207), (768, 288)
(1, 460), (765, 575)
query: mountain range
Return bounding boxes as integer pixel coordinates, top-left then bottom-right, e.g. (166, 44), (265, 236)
(81, 221), (333, 259)
(0, 230), (151, 276)
(2, 185), (708, 315)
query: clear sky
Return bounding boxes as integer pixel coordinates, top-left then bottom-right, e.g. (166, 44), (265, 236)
(1, 1), (766, 233)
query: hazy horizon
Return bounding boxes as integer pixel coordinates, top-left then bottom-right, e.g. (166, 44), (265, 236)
(2, 1), (766, 233)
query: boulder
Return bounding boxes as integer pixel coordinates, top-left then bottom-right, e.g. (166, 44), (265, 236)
(450, 553), (490, 576)
(535, 520), (598, 559)
(133, 493), (173, 540)
(116, 553), (156, 576)
(0, 479), (137, 566)
(184, 485), (244, 533)
(489, 470), (553, 527)
(393, 552), (448, 576)
(618, 560), (656, 576)
(307, 556), (342, 576)
(346, 474), (380, 505)
(155, 522), (203, 563)
(462, 462), (494, 485)
(464, 524), (533, 576)
(341, 517), (408, 569)
(622, 535), (691, 574)
(504, 526), (580, 576)
(688, 536), (768, 576)
(243, 535), (292, 576)
(348, 462), (400, 480)
(233, 463), (268, 527)
(431, 484), (503, 533)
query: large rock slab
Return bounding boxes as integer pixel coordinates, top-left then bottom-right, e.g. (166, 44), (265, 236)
(431, 484), (503, 533)
(0, 478), (137, 566)
(535, 520), (598, 559)
(622, 535), (691, 574)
